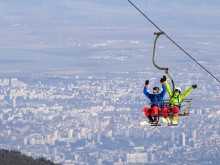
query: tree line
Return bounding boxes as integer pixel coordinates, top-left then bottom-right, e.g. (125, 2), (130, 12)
(0, 149), (60, 165)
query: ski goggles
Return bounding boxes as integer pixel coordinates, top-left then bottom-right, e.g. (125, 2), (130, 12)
(174, 89), (181, 93)
(153, 89), (159, 93)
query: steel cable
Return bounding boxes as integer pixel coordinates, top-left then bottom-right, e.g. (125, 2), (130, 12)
(128, 0), (220, 83)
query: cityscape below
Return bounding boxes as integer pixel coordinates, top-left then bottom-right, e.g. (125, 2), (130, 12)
(0, 0), (220, 165)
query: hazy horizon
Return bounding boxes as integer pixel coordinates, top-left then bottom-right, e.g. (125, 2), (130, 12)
(0, 0), (219, 79)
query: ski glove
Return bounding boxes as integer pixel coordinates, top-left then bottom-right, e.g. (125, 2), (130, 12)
(163, 75), (166, 81)
(145, 80), (149, 85)
(160, 75), (166, 83)
(192, 84), (197, 89)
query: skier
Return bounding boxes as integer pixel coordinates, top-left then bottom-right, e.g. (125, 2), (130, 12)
(161, 76), (197, 125)
(142, 76), (166, 124)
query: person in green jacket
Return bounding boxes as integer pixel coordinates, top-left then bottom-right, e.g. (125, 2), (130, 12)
(161, 76), (197, 125)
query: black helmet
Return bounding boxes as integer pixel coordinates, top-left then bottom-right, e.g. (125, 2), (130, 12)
(153, 86), (160, 93)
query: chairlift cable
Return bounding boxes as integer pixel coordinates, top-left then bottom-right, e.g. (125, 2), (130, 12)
(128, 0), (220, 83)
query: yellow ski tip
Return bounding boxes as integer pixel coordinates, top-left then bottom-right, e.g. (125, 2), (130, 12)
(140, 121), (148, 126)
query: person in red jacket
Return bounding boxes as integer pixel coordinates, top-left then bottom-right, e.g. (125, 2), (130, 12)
(142, 76), (166, 124)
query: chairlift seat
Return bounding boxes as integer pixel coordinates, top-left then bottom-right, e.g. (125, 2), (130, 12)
(149, 99), (192, 117)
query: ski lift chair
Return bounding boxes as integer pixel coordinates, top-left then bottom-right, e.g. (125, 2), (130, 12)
(159, 99), (192, 117)
(149, 99), (192, 118)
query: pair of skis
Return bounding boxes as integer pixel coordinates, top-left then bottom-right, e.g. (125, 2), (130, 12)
(139, 119), (178, 127)
(139, 121), (162, 127)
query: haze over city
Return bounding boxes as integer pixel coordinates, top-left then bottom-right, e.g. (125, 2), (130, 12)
(0, 0), (219, 164)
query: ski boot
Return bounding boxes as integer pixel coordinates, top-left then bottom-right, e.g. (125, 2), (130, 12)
(152, 116), (159, 124)
(151, 116), (161, 126)
(162, 117), (172, 126)
(172, 117), (178, 125)
(147, 116), (154, 124)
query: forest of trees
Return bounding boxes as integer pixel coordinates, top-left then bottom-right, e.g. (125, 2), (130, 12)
(0, 149), (59, 165)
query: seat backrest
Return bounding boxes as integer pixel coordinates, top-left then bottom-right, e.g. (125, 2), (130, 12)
(150, 99), (192, 117)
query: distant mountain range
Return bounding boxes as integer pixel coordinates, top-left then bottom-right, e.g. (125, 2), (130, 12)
(0, 149), (59, 165)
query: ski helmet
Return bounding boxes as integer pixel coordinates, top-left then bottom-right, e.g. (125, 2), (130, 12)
(174, 87), (181, 94)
